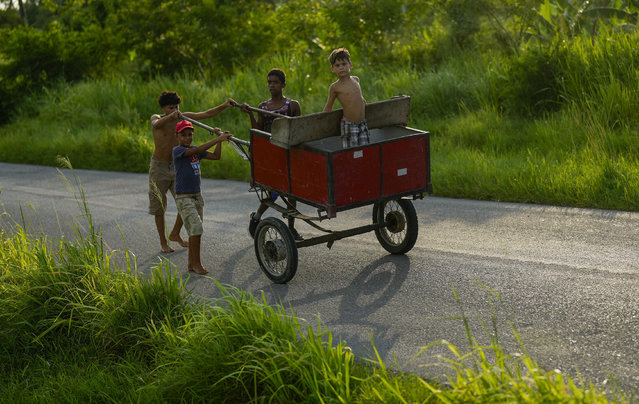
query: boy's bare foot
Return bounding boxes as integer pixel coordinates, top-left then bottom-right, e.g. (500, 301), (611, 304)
(169, 234), (189, 247)
(188, 266), (209, 275)
(161, 244), (175, 253)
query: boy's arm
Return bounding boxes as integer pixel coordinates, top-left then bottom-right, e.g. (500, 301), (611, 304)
(241, 103), (261, 129)
(249, 111), (259, 129)
(255, 112), (265, 130)
(323, 84), (337, 112)
(202, 142), (223, 160)
(243, 102), (267, 130)
(352, 76), (366, 104)
(182, 98), (236, 121)
(291, 100), (302, 117)
(151, 110), (179, 128)
(182, 132), (232, 158)
(202, 131), (233, 160)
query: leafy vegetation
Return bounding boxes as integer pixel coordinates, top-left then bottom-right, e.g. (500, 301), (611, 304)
(2, 1), (639, 211)
(2, 30), (639, 210)
(2, 0), (637, 116)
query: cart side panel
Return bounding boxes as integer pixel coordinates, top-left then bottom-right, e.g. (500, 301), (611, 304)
(251, 133), (289, 193)
(271, 96), (411, 149)
(382, 135), (429, 197)
(289, 149), (329, 206)
(333, 145), (381, 208)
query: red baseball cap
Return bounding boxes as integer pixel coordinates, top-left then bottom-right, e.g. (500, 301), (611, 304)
(176, 120), (194, 133)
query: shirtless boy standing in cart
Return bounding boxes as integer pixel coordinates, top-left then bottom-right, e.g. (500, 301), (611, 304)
(323, 48), (370, 148)
(240, 69), (303, 240)
(150, 91), (235, 252)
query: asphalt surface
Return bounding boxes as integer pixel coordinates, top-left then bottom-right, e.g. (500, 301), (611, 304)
(1, 162), (638, 395)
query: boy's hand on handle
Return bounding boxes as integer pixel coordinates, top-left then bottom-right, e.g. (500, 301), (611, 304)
(229, 101), (251, 114)
(231, 102), (248, 112)
(211, 127), (232, 141)
(239, 103), (252, 114)
(224, 98), (237, 108)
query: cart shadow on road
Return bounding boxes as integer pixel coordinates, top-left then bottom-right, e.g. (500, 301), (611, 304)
(252, 254), (413, 361)
(251, 254), (410, 309)
(217, 244), (264, 287)
(169, 242), (414, 363)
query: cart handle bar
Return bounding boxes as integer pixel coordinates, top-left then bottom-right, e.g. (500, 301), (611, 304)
(229, 101), (287, 118)
(177, 113), (249, 147)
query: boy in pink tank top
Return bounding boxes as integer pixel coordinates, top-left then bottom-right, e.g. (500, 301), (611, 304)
(241, 69), (303, 240)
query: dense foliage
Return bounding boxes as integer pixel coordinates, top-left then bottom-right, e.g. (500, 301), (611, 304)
(1, 0), (639, 211)
(2, 0), (638, 122)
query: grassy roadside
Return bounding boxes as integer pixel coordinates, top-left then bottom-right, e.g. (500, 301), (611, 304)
(0, 187), (624, 402)
(1, 32), (639, 212)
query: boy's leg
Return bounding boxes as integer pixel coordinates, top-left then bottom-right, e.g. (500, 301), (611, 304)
(154, 214), (174, 253)
(340, 119), (362, 148)
(287, 199), (303, 241)
(288, 200), (297, 228)
(249, 193), (276, 238)
(149, 181), (173, 252)
(358, 120), (370, 145)
(249, 203), (267, 238)
(188, 235), (208, 275)
(340, 120), (350, 148)
(169, 214), (189, 247)
(176, 195), (205, 273)
(149, 159), (176, 252)
(256, 201), (269, 217)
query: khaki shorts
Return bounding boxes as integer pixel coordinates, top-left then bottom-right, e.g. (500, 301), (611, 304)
(175, 193), (204, 237)
(148, 158), (176, 215)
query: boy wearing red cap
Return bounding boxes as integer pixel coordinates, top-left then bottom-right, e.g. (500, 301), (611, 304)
(173, 120), (232, 275)
(150, 91), (235, 253)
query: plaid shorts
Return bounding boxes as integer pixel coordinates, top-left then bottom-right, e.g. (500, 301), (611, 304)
(340, 118), (370, 148)
(175, 193), (204, 237)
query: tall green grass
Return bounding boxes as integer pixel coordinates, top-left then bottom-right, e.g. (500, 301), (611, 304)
(0, 167), (625, 402)
(2, 31), (639, 210)
(0, 219), (623, 402)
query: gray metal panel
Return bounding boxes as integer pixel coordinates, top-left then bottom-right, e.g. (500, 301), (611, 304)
(297, 126), (426, 154)
(270, 95), (411, 148)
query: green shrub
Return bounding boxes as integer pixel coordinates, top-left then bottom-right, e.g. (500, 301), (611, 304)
(499, 42), (564, 116)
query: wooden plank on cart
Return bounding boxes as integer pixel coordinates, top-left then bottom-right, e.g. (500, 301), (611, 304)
(270, 95), (411, 149)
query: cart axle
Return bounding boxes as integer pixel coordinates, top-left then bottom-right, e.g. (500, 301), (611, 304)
(295, 222), (385, 249)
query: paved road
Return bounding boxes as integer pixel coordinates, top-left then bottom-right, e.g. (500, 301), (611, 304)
(1, 162), (638, 394)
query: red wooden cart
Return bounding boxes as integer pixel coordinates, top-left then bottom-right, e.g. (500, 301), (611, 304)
(248, 95), (432, 283)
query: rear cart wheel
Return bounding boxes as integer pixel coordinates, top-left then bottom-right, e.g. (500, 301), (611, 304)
(373, 199), (418, 254)
(254, 217), (298, 283)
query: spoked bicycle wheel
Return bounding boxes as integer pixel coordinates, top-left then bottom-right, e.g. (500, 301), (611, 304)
(254, 217), (298, 283)
(372, 199), (418, 254)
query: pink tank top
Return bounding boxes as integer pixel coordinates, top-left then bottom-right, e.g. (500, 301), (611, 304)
(259, 98), (292, 133)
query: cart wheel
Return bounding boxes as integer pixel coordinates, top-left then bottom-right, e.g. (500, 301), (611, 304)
(254, 217), (298, 283)
(372, 199), (418, 254)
